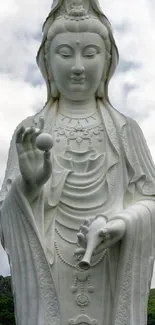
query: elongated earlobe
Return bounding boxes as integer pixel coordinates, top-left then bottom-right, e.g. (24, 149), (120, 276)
(96, 51), (111, 99)
(96, 81), (104, 98)
(51, 81), (59, 99)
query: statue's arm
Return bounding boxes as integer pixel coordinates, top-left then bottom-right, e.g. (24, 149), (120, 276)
(109, 118), (155, 243)
(92, 118), (155, 252)
(102, 118), (155, 248)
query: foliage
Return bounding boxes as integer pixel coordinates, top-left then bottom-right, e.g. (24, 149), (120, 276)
(0, 276), (15, 325)
(148, 288), (155, 325)
(0, 276), (155, 324)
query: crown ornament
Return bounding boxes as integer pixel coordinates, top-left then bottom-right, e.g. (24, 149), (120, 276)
(66, 2), (89, 20)
(53, 0), (98, 21)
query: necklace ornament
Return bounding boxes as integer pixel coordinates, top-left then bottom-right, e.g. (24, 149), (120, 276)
(54, 240), (107, 271)
(59, 112), (97, 123)
(55, 227), (78, 245)
(54, 118), (104, 150)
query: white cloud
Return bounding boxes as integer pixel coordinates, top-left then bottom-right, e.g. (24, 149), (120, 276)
(0, 0), (155, 289)
(0, 0), (18, 18)
(101, 0), (155, 164)
(0, 245), (10, 276)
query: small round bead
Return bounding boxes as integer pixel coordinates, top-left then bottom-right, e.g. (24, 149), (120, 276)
(36, 133), (53, 151)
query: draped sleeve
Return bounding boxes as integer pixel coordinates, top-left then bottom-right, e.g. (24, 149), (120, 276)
(109, 117), (155, 324)
(0, 177), (60, 325)
(122, 117), (155, 201)
(0, 114), (61, 325)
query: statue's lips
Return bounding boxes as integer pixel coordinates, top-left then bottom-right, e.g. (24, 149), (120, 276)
(70, 77), (86, 84)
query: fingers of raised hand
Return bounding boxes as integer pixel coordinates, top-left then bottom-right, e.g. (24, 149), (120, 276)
(22, 127), (36, 151)
(31, 118), (45, 154)
(77, 232), (86, 248)
(16, 125), (43, 157)
(37, 117), (44, 135)
(16, 126), (34, 146)
(33, 117), (45, 138)
(42, 150), (52, 178)
(16, 126), (26, 155)
(35, 150), (52, 187)
(16, 126), (25, 143)
(43, 151), (52, 178)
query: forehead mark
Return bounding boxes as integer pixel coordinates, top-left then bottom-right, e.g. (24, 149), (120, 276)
(76, 40), (80, 46)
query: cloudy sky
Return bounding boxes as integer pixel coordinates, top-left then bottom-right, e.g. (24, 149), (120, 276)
(0, 0), (155, 286)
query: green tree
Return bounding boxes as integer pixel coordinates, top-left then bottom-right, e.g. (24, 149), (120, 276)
(148, 288), (155, 325)
(0, 276), (15, 325)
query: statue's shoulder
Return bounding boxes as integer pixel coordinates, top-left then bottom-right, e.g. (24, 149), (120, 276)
(111, 107), (145, 147)
(125, 115), (139, 126)
(120, 114), (146, 150)
(119, 112), (142, 134)
(106, 104), (141, 135)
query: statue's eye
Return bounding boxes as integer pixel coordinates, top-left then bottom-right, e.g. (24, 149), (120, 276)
(60, 53), (72, 58)
(58, 47), (73, 58)
(83, 47), (98, 58)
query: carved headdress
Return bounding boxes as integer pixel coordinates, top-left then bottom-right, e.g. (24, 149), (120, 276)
(37, 0), (119, 109)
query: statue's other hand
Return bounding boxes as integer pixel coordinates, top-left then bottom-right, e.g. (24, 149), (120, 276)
(94, 219), (126, 254)
(15, 118), (52, 198)
(77, 232), (87, 248)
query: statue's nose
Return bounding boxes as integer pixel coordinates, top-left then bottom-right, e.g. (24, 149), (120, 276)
(72, 59), (85, 74)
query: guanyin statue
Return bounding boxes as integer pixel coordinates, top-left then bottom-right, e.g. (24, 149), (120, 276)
(0, 1), (155, 324)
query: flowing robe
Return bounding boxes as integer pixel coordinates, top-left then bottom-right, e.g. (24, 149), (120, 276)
(0, 100), (155, 325)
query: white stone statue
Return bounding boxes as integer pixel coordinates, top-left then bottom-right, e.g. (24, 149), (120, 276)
(0, 0), (155, 324)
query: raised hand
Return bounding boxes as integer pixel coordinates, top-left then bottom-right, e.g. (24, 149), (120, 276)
(15, 118), (52, 202)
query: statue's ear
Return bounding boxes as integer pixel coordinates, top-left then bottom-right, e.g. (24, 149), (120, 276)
(44, 44), (60, 99)
(96, 81), (104, 99)
(50, 81), (59, 99)
(96, 50), (111, 99)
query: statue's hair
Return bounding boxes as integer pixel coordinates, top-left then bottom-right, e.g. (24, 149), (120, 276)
(45, 15), (111, 55)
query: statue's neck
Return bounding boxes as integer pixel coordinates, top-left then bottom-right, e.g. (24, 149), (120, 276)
(58, 96), (97, 118)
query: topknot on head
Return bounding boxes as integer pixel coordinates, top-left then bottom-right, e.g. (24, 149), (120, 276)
(67, 2), (88, 19)
(53, 0), (98, 21)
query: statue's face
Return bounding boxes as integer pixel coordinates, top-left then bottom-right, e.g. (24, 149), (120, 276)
(49, 32), (106, 101)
